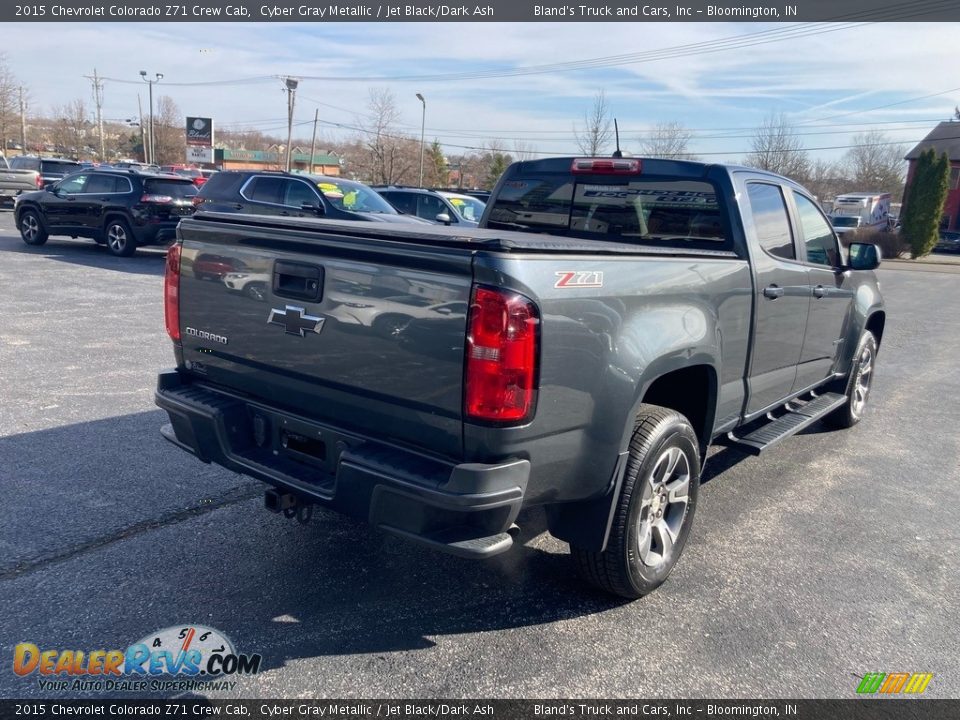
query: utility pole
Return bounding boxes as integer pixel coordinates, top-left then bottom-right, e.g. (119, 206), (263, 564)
(137, 94), (147, 163)
(139, 70), (163, 164)
(18, 86), (26, 156)
(283, 77), (299, 172)
(308, 108), (318, 174)
(416, 93), (426, 187)
(84, 69), (106, 161)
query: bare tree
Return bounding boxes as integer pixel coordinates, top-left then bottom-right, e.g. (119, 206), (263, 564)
(574, 90), (613, 156)
(152, 95), (183, 165)
(744, 112), (810, 179)
(511, 140), (537, 162)
(638, 121), (695, 159)
(0, 53), (19, 153)
(50, 99), (89, 158)
(801, 158), (847, 205)
(351, 88), (418, 185)
(842, 130), (907, 198)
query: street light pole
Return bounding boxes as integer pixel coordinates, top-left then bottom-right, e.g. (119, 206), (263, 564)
(284, 77), (299, 172)
(416, 93), (426, 188)
(139, 70), (163, 164)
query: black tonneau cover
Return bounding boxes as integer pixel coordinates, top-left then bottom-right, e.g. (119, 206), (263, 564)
(187, 211), (739, 259)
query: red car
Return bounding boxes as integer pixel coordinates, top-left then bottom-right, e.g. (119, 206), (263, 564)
(192, 253), (246, 281)
(161, 165), (207, 187)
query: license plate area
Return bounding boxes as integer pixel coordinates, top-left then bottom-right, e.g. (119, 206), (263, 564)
(280, 429), (327, 468)
(230, 404), (355, 494)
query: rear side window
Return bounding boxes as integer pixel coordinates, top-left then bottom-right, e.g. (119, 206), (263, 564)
(380, 191), (417, 215)
(143, 179), (197, 199)
(197, 172), (239, 197)
(486, 175), (729, 247)
(85, 174), (125, 194)
(745, 183), (794, 260)
(244, 176), (285, 205)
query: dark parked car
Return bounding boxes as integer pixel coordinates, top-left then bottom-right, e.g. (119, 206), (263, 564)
(9, 156), (82, 187)
(935, 230), (960, 253)
(14, 168), (197, 257)
(375, 186), (486, 227)
(195, 171), (428, 224)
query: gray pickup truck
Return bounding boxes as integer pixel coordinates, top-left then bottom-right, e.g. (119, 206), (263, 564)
(0, 154), (42, 205)
(156, 157), (885, 598)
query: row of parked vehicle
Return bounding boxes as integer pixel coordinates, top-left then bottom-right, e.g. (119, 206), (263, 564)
(10, 164), (488, 257)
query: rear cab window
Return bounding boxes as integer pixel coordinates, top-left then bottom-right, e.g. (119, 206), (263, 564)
(41, 161), (81, 176)
(486, 166), (732, 251)
(143, 178), (198, 200)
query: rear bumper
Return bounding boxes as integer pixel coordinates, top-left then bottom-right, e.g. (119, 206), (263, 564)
(155, 369), (528, 558)
(132, 221), (179, 245)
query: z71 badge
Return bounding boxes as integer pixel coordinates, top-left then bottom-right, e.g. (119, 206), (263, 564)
(555, 270), (604, 289)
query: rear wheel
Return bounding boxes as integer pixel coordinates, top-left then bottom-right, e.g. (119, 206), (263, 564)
(824, 331), (878, 429)
(104, 218), (137, 257)
(19, 209), (48, 246)
(373, 314), (410, 338)
(572, 404), (700, 599)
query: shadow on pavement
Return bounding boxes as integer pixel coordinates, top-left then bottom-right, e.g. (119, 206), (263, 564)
(0, 234), (167, 276)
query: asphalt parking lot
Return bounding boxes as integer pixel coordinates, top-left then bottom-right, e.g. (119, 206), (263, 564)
(0, 210), (958, 700)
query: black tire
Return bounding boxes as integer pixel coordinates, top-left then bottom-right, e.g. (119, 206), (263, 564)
(104, 218), (137, 257)
(824, 331), (878, 429)
(572, 404), (700, 599)
(19, 209), (48, 246)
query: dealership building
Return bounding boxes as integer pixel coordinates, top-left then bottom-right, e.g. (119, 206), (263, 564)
(213, 148), (343, 175)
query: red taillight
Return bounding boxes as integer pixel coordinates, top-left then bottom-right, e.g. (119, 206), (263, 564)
(465, 286), (539, 424)
(164, 244), (181, 342)
(570, 158), (642, 174)
(35, 174), (43, 189)
(141, 194), (173, 203)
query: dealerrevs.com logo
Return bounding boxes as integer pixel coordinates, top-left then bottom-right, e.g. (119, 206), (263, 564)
(13, 625), (262, 693)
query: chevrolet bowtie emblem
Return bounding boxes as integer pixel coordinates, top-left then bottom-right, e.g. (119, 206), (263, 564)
(267, 305), (325, 337)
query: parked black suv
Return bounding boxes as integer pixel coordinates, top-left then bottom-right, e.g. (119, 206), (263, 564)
(195, 171), (427, 224)
(15, 168), (198, 257)
(9, 156), (82, 187)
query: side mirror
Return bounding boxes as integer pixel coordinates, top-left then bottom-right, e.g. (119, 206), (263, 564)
(435, 213), (452, 225)
(301, 202), (324, 217)
(848, 242), (880, 270)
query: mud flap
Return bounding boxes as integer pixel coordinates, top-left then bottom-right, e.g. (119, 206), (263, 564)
(545, 452), (628, 552)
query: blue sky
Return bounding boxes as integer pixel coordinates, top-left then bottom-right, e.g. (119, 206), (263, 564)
(4, 21), (957, 161)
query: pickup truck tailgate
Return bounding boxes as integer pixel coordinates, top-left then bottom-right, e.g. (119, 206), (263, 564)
(175, 216), (475, 459)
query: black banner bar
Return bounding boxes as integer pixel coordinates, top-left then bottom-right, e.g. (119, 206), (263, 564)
(2, 700), (960, 720)
(5, 0), (960, 23)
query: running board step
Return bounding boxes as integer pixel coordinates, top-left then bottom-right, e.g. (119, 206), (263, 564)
(728, 392), (846, 455)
